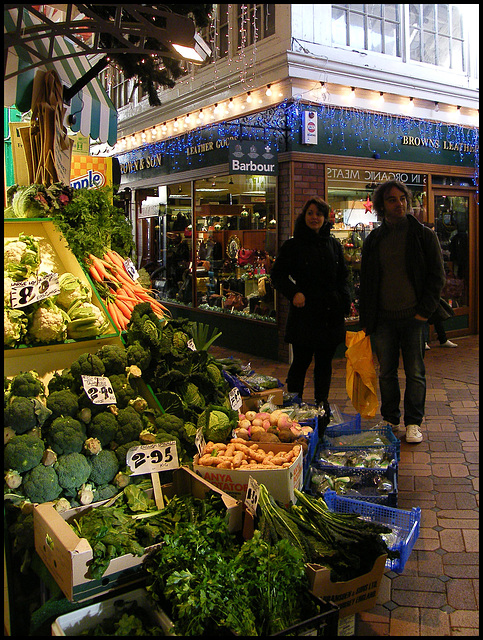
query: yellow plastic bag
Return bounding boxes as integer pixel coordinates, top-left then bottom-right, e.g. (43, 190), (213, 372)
(345, 330), (379, 418)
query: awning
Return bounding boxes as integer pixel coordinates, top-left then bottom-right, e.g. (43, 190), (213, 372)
(4, 7), (117, 145)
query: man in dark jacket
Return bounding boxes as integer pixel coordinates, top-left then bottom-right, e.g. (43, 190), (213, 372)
(271, 196), (351, 414)
(359, 180), (445, 443)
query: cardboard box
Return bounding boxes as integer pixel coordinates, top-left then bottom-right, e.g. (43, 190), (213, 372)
(51, 587), (174, 636)
(34, 467), (242, 602)
(193, 442), (303, 506)
(241, 387), (284, 413)
(306, 553), (387, 617)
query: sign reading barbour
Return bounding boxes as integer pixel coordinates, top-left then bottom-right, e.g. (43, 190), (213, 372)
(229, 140), (278, 175)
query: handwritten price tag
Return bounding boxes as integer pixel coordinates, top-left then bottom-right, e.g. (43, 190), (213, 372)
(245, 476), (260, 516)
(10, 273), (60, 309)
(81, 375), (116, 405)
(126, 442), (179, 475)
(229, 387), (242, 411)
(123, 258), (139, 281)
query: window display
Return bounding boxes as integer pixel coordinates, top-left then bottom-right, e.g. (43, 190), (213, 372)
(143, 175), (277, 322)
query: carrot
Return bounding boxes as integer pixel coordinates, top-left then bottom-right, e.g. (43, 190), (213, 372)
(115, 297), (133, 319)
(106, 301), (122, 331)
(88, 264), (103, 282)
(108, 250), (128, 268)
(88, 255), (112, 281)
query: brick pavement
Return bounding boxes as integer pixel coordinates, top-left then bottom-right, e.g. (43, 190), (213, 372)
(211, 333), (479, 636)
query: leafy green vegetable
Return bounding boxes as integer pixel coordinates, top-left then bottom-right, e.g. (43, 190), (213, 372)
(4, 232), (41, 280)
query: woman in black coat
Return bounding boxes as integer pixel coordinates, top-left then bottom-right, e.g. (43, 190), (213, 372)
(270, 197), (351, 412)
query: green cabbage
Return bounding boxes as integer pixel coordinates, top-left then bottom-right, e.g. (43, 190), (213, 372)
(197, 404), (238, 442)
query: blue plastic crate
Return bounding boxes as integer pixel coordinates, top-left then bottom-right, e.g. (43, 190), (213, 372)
(321, 426), (401, 462)
(323, 490), (421, 573)
(325, 411), (362, 437)
(304, 461), (398, 507)
(300, 418), (319, 480)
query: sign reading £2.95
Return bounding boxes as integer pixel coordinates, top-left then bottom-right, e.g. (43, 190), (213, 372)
(229, 140), (278, 176)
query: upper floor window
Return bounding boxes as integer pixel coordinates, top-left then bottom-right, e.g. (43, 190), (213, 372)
(332, 4), (400, 56)
(213, 4), (275, 59)
(331, 4), (466, 72)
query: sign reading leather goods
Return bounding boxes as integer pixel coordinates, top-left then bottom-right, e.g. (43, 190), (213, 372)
(229, 140), (278, 175)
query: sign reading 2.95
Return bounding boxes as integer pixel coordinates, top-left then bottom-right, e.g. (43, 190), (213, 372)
(126, 442), (179, 475)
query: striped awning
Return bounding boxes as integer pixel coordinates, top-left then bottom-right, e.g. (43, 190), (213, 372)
(4, 7), (117, 145)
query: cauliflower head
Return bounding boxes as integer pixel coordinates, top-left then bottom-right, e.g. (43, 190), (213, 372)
(4, 307), (29, 347)
(27, 300), (69, 344)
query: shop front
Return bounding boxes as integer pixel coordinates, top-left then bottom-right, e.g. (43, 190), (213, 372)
(115, 101), (478, 361)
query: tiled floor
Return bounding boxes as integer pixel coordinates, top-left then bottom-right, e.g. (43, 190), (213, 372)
(211, 333), (479, 636)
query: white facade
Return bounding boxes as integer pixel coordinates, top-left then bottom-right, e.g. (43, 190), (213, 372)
(95, 4), (479, 155)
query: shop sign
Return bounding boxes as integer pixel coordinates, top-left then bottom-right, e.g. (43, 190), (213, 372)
(229, 140), (278, 175)
(301, 110), (318, 145)
(327, 166), (426, 189)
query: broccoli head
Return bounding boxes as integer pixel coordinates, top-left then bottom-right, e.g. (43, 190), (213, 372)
(69, 352), (105, 386)
(109, 373), (137, 409)
(154, 412), (184, 436)
(4, 395), (52, 434)
(23, 464), (63, 503)
(46, 388), (79, 418)
(126, 340), (152, 372)
(8, 370), (46, 398)
(114, 406), (144, 445)
(47, 368), (77, 393)
(4, 432), (45, 473)
(154, 430), (185, 461)
(54, 453), (91, 490)
(47, 416), (86, 455)
(88, 449), (120, 485)
(114, 440), (141, 464)
(87, 410), (119, 446)
(96, 344), (128, 376)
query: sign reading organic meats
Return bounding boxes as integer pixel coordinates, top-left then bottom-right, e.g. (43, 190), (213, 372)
(229, 140), (278, 176)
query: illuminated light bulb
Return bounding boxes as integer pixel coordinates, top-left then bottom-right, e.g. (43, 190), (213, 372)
(265, 84), (272, 96)
(320, 82), (327, 95)
(228, 98), (234, 110)
(378, 91), (385, 104)
(246, 91), (252, 103)
(161, 122), (167, 133)
(151, 128), (157, 139)
(141, 131), (146, 140)
(184, 114), (191, 127)
(198, 109), (204, 121)
(434, 102), (440, 112)
(173, 118), (179, 130)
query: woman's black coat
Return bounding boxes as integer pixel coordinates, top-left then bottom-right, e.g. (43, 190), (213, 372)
(270, 215), (351, 348)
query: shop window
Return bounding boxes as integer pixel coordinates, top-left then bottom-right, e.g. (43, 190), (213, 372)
(194, 174), (277, 321)
(326, 166), (427, 321)
(434, 195), (469, 309)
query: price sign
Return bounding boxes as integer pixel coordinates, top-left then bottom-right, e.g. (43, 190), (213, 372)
(123, 258), (139, 281)
(81, 375), (116, 405)
(195, 427), (206, 456)
(187, 338), (196, 351)
(229, 387), (242, 411)
(126, 442), (179, 475)
(245, 476), (260, 516)
(10, 273), (60, 309)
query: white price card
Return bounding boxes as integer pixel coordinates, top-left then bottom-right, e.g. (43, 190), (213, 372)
(81, 375), (117, 405)
(10, 273), (60, 309)
(187, 338), (196, 351)
(123, 258), (139, 280)
(229, 386), (242, 411)
(245, 476), (260, 517)
(195, 427), (206, 456)
(126, 442), (179, 475)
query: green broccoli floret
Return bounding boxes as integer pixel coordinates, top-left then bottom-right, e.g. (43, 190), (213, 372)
(47, 416), (86, 455)
(109, 373), (137, 408)
(4, 396), (52, 434)
(92, 484), (119, 502)
(8, 371), (46, 398)
(96, 344), (128, 376)
(88, 449), (120, 485)
(47, 368), (77, 393)
(4, 432), (45, 473)
(114, 440), (141, 464)
(88, 410), (119, 446)
(54, 453), (91, 490)
(154, 412), (184, 436)
(114, 406), (144, 445)
(46, 389), (79, 418)
(126, 340), (152, 372)
(153, 429), (184, 461)
(69, 352), (105, 387)
(23, 464), (63, 503)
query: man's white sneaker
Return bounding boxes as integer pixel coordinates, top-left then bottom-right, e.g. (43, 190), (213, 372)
(439, 340), (457, 348)
(406, 424), (423, 443)
(425, 343), (431, 350)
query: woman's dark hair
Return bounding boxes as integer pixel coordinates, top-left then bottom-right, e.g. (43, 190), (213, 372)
(372, 180), (413, 217)
(301, 196), (330, 218)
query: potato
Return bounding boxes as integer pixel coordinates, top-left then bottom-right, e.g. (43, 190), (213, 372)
(234, 427), (250, 440)
(256, 431), (281, 444)
(245, 410), (257, 421)
(238, 419), (251, 429)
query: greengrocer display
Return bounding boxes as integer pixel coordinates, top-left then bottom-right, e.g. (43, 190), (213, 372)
(4, 183), (421, 637)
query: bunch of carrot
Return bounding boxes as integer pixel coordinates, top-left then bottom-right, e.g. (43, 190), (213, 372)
(86, 251), (170, 332)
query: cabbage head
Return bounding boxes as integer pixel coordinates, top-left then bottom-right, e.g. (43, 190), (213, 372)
(184, 382), (205, 408)
(197, 404), (238, 442)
